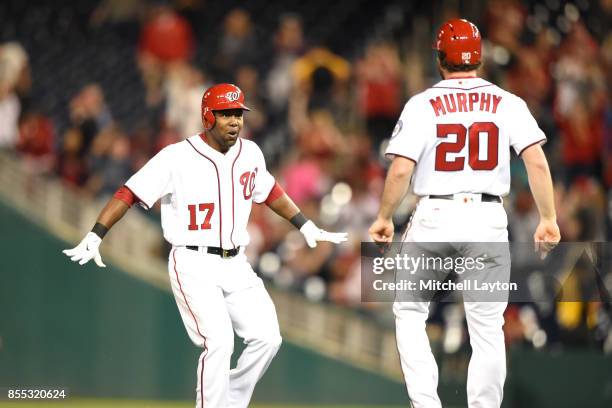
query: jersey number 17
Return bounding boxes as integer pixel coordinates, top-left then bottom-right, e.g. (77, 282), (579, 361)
(187, 203), (215, 230)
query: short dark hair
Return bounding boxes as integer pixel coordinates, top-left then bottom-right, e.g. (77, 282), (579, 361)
(437, 51), (481, 72)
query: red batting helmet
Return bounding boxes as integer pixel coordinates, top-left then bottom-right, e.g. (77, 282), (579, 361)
(201, 83), (250, 130)
(434, 18), (481, 65)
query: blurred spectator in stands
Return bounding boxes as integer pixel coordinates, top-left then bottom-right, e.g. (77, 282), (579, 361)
(235, 65), (267, 141)
(85, 125), (132, 197)
(154, 122), (182, 152)
(212, 8), (258, 82)
(557, 97), (604, 183)
(138, 4), (194, 63)
(129, 123), (157, 169)
(165, 63), (208, 138)
(557, 178), (606, 241)
(137, 3), (195, 106)
(68, 84), (113, 157)
(292, 46), (351, 115)
(17, 111), (54, 173)
(56, 128), (88, 188)
(282, 158), (325, 208)
(0, 85), (20, 150)
(603, 32), (612, 188)
(90, 0), (146, 33)
(355, 40), (403, 153)
(485, 0), (526, 54)
(0, 42), (30, 148)
(266, 13), (305, 117)
(0, 42), (31, 108)
(553, 23), (607, 184)
(292, 109), (346, 172)
(506, 47), (551, 116)
(289, 49), (348, 168)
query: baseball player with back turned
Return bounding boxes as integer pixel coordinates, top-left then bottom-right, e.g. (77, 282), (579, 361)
(369, 19), (561, 408)
(63, 83), (347, 408)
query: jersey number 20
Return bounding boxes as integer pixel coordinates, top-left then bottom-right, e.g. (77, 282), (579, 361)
(187, 203), (215, 230)
(435, 122), (499, 171)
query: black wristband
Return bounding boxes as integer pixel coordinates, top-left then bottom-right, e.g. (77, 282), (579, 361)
(289, 212), (308, 229)
(91, 222), (109, 239)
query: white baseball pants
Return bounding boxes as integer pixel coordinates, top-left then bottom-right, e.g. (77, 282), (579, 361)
(169, 247), (282, 408)
(394, 195), (509, 408)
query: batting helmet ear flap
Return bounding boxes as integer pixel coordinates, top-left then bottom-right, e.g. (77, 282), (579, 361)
(202, 107), (215, 130)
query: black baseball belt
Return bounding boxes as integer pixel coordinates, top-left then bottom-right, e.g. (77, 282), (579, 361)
(186, 246), (240, 258)
(427, 193), (501, 203)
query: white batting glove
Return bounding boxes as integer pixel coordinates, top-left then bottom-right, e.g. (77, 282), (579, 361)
(299, 220), (348, 248)
(62, 232), (107, 267)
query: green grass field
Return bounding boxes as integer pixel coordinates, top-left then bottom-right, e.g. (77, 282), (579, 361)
(0, 400), (404, 408)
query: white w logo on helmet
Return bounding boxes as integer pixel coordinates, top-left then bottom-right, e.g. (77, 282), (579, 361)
(225, 91), (240, 102)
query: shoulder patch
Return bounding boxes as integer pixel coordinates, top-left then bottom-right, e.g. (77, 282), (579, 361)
(391, 119), (403, 139)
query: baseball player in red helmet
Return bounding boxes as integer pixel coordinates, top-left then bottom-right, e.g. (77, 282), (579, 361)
(64, 83), (347, 408)
(369, 19), (560, 407)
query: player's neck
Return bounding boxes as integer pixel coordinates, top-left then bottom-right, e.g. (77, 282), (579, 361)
(443, 71), (478, 80)
(200, 132), (229, 154)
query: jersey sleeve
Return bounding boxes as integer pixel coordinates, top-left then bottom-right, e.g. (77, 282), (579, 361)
(385, 98), (428, 163)
(509, 97), (547, 155)
(124, 147), (173, 210)
(251, 147), (276, 204)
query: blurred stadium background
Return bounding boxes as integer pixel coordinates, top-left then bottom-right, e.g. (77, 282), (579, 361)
(0, 0), (611, 407)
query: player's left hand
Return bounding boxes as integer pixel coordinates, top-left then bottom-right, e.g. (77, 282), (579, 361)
(369, 217), (394, 243)
(299, 220), (348, 248)
(62, 232), (107, 267)
(533, 218), (561, 259)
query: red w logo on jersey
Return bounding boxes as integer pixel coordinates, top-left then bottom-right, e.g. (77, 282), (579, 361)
(239, 168), (258, 200)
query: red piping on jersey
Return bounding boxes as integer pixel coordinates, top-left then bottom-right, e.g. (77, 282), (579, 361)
(199, 351), (206, 408)
(172, 249), (206, 340)
(430, 84), (493, 91)
(229, 139), (243, 249)
(187, 138), (223, 248)
(518, 138), (546, 157)
(386, 153), (417, 165)
(173, 248), (207, 407)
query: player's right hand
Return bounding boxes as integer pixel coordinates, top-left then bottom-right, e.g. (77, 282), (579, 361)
(62, 232), (107, 267)
(369, 217), (394, 243)
(533, 218), (560, 260)
(299, 220), (348, 248)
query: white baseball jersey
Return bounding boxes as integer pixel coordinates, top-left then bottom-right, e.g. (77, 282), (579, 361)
(125, 134), (275, 248)
(386, 77), (546, 196)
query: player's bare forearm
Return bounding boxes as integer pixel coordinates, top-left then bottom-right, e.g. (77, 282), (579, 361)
(266, 193), (301, 221)
(377, 156), (415, 220)
(96, 197), (131, 230)
(521, 144), (560, 255)
(521, 144), (556, 221)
